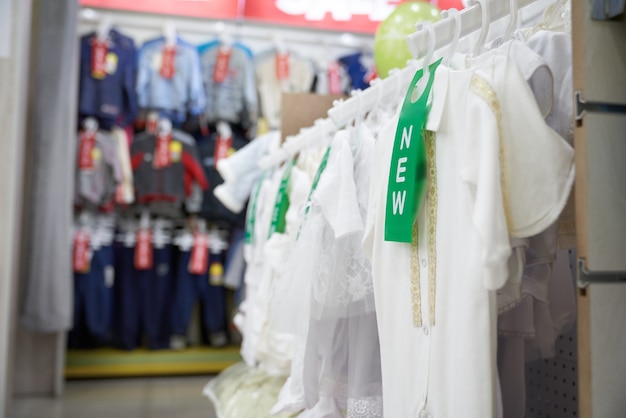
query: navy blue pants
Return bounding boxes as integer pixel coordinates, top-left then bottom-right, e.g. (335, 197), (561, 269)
(114, 243), (174, 350)
(171, 250), (227, 340)
(69, 245), (114, 348)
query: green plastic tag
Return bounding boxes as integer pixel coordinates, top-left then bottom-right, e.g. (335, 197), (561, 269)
(268, 158), (296, 238)
(384, 59), (442, 243)
(297, 145), (332, 240)
(244, 171), (267, 244)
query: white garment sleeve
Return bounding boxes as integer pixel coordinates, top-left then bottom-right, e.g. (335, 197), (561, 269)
(362, 116), (398, 261)
(498, 59), (575, 238)
(314, 133), (363, 239)
(464, 82), (512, 291)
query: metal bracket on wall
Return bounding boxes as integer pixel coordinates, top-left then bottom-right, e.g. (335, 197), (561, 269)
(575, 91), (626, 121)
(577, 258), (626, 288)
(591, 0), (625, 20)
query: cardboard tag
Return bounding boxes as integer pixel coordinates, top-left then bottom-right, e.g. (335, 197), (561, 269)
(134, 229), (153, 270)
(384, 58), (441, 243)
(328, 62), (342, 95)
(153, 133), (172, 169)
(189, 232), (209, 275)
(78, 131), (97, 170)
(275, 53), (290, 80)
(213, 46), (232, 83)
(214, 135), (233, 168)
(91, 38), (108, 79)
(73, 230), (91, 273)
(160, 45), (176, 79)
(209, 262), (224, 286)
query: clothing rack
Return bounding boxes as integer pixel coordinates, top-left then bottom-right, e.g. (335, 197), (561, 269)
(327, 0), (557, 128)
(79, 8), (373, 50)
(407, 0), (557, 59)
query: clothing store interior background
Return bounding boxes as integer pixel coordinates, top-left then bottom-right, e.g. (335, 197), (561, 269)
(0, 0), (625, 417)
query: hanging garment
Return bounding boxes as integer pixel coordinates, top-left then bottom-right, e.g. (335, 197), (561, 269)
(279, 126), (383, 418)
(74, 130), (123, 209)
(130, 130), (208, 218)
(136, 36), (206, 123)
(362, 55), (574, 417)
(198, 41), (258, 131)
(170, 231), (228, 346)
(195, 128), (250, 227)
(255, 50), (315, 130)
(214, 131), (281, 214)
(78, 29), (138, 130)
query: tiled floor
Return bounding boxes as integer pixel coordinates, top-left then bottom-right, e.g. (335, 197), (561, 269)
(9, 376), (218, 418)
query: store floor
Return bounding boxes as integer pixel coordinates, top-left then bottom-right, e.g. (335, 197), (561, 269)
(9, 376), (217, 418)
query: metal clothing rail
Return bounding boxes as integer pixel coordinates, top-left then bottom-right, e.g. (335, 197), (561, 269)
(327, 0), (557, 129)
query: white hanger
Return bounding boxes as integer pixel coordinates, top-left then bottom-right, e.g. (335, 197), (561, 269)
(272, 33), (288, 55)
(441, 8), (462, 66)
(83, 117), (99, 134)
(163, 20), (177, 47)
(503, 0), (519, 40)
(96, 14), (112, 41)
(158, 118), (172, 136)
(407, 20), (435, 102)
(139, 211), (151, 230)
(470, 0), (491, 57)
(217, 121), (233, 139)
(216, 21), (233, 49)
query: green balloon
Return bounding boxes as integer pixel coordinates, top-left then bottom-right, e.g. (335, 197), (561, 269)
(374, 2), (441, 78)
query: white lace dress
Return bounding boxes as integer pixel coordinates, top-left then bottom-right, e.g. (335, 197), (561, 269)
(274, 127), (383, 418)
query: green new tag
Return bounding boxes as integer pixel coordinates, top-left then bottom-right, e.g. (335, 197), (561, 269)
(245, 171), (267, 244)
(384, 59), (442, 243)
(268, 158), (296, 238)
(305, 145), (332, 217)
(297, 145), (332, 241)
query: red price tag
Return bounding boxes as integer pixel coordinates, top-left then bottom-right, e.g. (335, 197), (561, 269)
(160, 45), (176, 79)
(153, 133), (172, 169)
(275, 53), (290, 80)
(78, 131), (96, 170)
(328, 62), (342, 95)
(134, 229), (153, 270)
(91, 38), (108, 79)
(146, 117), (158, 134)
(214, 135), (233, 168)
(364, 68), (378, 85)
(213, 46), (232, 83)
(188, 232), (209, 275)
(73, 230), (91, 273)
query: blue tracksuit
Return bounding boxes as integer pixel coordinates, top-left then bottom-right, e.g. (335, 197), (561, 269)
(69, 245), (115, 348)
(78, 29), (138, 130)
(171, 249), (227, 343)
(137, 37), (206, 124)
(114, 242), (175, 350)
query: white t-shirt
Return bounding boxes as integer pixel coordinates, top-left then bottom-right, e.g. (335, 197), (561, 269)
(362, 54), (574, 417)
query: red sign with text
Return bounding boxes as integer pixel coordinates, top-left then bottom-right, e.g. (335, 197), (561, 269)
(244, 0), (405, 33)
(79, 0), (240, 20)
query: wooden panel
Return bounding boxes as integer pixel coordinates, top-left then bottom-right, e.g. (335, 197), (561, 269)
(589, 285), (626, 417)
(573, 0), (626, 417)
(584, 113), (626, 271)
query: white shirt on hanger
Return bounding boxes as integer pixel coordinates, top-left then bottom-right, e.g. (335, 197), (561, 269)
(362, 53), (574, 418)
